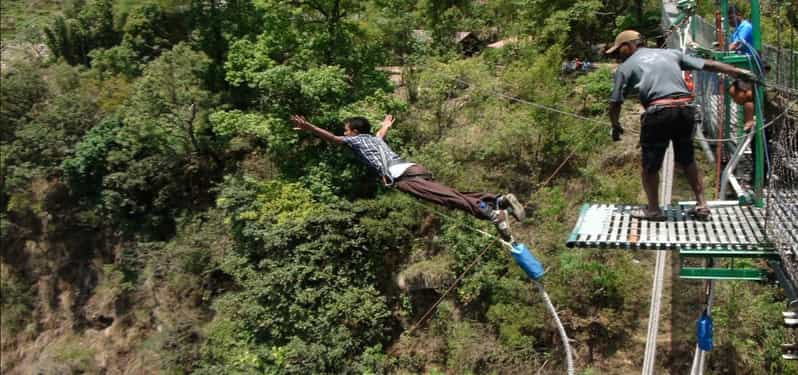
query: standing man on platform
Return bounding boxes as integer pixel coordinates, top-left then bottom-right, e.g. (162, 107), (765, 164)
(728, 5), (754, 55)
(605, 30), (752, 221)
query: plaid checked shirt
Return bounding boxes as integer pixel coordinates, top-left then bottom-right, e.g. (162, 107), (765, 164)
(342, 135), (406, 177)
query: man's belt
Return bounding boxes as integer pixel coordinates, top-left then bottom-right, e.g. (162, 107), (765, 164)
(645, 97), (693, 108)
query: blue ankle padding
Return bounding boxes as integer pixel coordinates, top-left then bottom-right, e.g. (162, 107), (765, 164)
(697, 311), (713, 351)
(511, 242), (544, 281)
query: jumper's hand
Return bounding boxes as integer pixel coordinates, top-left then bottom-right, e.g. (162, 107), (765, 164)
(611, 124), (624, 142)
(290, 115), (312, 131)
(381, 114), (395, 129)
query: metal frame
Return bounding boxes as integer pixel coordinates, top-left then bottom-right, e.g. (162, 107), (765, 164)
(679, 266), (768, 281)
(717, 0), (766, 206)
(713, 52), (767, 207)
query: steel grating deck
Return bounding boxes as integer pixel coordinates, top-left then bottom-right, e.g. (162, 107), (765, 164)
(566, 203), (774, 251)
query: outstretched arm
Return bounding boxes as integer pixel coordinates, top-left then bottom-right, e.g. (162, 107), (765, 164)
(290, 115), (343, 144)
(376, 115), (395, 139)
(702, 60), (751, 79)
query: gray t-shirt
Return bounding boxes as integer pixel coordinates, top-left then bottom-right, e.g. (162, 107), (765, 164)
(610, 48), (705, 105)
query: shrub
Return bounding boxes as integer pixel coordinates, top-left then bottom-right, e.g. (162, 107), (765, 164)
(197, 177), (402, 373)
(0, 264), (33, 340)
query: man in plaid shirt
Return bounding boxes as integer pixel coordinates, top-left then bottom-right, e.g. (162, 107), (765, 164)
(290, 114), (524, 241)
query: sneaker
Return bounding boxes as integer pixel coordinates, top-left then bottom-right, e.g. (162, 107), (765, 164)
(498, 194), (525, 222)
(490, 209), (514, 242)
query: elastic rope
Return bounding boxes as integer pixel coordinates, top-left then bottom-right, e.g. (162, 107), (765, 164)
(535, 280), (575, 375)
(394, 201), (575, 373)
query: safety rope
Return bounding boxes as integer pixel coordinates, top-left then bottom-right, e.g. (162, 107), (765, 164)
(535, 279), (576, 375)
(644, 17), (696, 375)
(453, 77), (612, 128)
(386, 75), (607, 348)
(453, 76), (796, 144)
(391, 195), (575, 373)
(386, 35), (793, 371)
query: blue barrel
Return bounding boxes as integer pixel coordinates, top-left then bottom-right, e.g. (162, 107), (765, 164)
(511, 242), (545, 280)
(697, 311), (713, 351)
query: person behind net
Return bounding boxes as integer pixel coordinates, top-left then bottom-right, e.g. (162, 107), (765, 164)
(606, 30), (753, 221)
(728, 79), (774, 185)
(289, 115), (525, 241)
(728, 5), (754, 55)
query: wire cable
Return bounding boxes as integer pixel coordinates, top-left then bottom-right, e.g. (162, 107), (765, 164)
(452, 77), (796, 144)
(694, 101), (796, 143)
(397, 236), (499, 339)
(393, 198), (574, 373)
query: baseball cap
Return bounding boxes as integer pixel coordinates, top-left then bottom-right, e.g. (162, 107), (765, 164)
(605, 30), (642, 54)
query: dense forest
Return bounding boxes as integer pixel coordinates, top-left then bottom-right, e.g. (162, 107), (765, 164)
(1, 0), (797, 373)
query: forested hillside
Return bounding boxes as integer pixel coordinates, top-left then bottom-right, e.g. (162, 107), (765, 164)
(2, 0), (797, 374)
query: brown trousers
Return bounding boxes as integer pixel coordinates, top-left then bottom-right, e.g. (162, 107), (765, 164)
(393, 165), (497, 220)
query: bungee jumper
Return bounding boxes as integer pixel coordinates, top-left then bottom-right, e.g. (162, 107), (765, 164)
(605, 30), (754, 221)
(729, 79), (758, 132)
(289, 114), (525, 241)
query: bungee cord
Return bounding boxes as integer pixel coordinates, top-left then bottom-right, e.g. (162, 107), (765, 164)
(390, 185), (574, 373)
(387, 27), (795, 374)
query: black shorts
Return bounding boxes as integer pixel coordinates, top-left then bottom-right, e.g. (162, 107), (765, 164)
(640, 105), (696, 173)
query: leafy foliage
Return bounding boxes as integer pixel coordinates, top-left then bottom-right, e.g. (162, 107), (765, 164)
(0, 264), (33, 339)
(575, 66), (615, 115)
(2, 63), (100, 195)
(123, 42), (217, 157)
(61, 115), (123, 200)
(44, 0), (119, 65)
(0, 62), (48, 143)
(3, 1), (796, 374)
(200, 177), (407, 372)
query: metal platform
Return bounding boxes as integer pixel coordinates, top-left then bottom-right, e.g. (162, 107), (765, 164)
(566, 203), (785, 280)
(566, 203), (773, 251)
